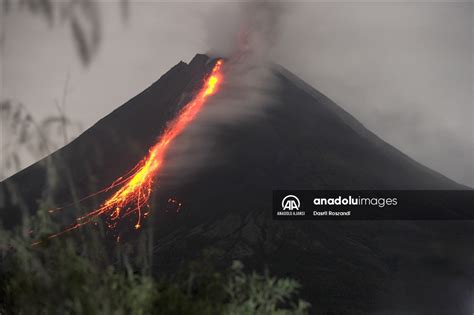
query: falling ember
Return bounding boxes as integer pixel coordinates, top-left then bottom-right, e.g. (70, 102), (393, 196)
(37, 59), (224, 243)
(167, 198), (183, 213)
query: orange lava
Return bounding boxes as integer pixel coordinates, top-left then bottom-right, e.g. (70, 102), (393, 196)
(38, 59), (224, 243)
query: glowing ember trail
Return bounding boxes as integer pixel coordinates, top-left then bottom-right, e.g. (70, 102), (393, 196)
(40, 60), (224, 242)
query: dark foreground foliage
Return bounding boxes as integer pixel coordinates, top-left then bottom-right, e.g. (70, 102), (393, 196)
(0, 209), (309, 315)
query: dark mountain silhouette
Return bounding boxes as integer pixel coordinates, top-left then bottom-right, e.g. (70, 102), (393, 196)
(1, 54), (473, 314)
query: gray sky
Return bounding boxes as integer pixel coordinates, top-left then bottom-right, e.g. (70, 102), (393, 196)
(2, 1), (473, 186)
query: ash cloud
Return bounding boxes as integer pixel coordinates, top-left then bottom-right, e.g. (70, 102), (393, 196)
(205, 1), (285, 62)
(161, 1), (286, 185)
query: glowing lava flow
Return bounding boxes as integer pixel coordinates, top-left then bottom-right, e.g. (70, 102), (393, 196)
(41, 59), (224, 242)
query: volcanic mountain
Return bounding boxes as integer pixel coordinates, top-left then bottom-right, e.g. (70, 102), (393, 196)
(1, 54), (473, 314)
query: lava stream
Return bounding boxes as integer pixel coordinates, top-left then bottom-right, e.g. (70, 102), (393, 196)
(39, 59), (224, 242)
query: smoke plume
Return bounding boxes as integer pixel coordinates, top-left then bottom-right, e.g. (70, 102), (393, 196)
(162, 1), (286, 184)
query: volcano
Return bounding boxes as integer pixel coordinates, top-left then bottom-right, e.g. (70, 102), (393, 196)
(1, 54), (473, 314)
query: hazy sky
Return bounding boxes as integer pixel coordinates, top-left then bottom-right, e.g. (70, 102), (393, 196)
(2, 1), (473, 186)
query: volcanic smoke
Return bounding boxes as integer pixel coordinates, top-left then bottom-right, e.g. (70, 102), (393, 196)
(36, 59), (224, 243)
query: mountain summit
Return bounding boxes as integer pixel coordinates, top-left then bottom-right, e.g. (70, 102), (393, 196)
(1, 54), (472, 314)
